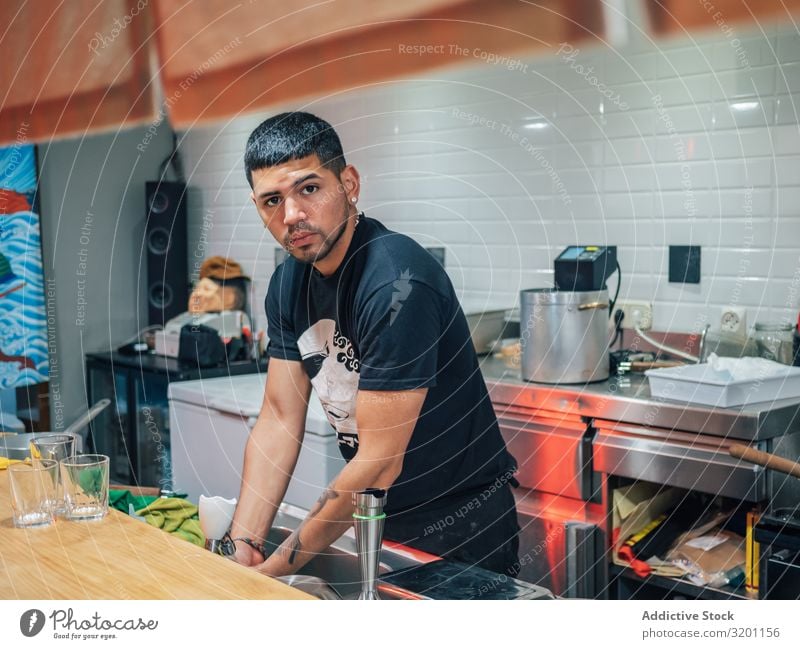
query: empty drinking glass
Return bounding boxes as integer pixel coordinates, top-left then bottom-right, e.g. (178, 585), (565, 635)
(8, 459), (59, 528)
(60, 454), (110, 521)
(754, 322), (794, 365)
(30, 434), (76, 460)
(30, 434), (76, 515)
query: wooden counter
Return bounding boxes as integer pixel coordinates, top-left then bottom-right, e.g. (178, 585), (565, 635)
(0, 471), (314, 599)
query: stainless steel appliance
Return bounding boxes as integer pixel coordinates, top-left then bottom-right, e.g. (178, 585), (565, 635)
(554, 245), (617, 291)
(519, 245), (619, 385)
(754, 509), (800, 599)
(378, 558), (554, 599)
(512, 497), (605, 598)
(353, 488), (387, 600)
(730, 443), (800, 599)
(594, 420), (766, 501)
(490, 374), (606, 598)
(464, 308), (509, 354)
(520, 288), (610, 384)
(496, 405), (592, 500)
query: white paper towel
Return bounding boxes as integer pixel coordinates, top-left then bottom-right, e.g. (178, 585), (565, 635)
(707, 353), (791, 382)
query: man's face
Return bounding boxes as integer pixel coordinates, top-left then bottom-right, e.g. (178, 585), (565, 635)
(250, 154), (359, 265)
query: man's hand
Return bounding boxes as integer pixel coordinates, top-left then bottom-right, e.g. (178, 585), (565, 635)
(255, 481), (346, 576)
(254, 387), (427, 577)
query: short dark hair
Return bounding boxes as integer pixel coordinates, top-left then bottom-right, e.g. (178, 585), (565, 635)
(244, 112), (346, 188)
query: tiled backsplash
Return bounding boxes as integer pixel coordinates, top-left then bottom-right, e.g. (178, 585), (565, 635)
(181, 24), (800, 335)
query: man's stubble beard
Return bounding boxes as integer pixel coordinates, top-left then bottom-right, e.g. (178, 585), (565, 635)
(285, 195), (351, 265)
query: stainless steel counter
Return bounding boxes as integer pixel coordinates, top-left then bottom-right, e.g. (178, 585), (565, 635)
(479, 355), (800, 442)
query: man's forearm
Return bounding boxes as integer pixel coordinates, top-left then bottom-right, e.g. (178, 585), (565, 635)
(256, 454), (400, 577)
(229, 414), (303, 543)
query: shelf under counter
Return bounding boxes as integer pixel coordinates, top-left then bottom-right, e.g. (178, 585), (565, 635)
(607, 564), (756, 601)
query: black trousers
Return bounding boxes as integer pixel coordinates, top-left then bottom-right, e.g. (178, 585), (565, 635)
(383, 479), (521, 577)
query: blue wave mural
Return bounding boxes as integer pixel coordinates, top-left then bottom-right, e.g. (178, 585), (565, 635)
(0, 145), (36, 192)
(0, 143), (48, 388)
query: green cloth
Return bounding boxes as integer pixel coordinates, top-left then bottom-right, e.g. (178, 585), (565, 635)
(109, 489), (159, 514)
(109, 490), (204, 547)
(135, 497), (205, 547)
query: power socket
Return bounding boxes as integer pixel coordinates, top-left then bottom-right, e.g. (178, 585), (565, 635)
(720, 306), (747, 337)
(616, 300), (653, 331)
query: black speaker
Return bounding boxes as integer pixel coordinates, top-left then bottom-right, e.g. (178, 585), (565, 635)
(145, 181), (188, 326)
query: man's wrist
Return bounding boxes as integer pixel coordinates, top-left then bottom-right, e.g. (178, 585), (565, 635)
(219, 530), (269, 559)
(232, 535), (269, 559)
(229, 522), (267, 546)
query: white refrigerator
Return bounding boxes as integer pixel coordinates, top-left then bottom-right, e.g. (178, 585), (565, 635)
(168, 373), (345, 510)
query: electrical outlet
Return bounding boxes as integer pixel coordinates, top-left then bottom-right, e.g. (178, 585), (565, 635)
(616, 300), (653, 331)
(720, 306), (747, 337)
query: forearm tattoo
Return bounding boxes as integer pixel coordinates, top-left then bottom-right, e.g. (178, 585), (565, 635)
(286, 530), (302, 565)
(309, 485), (340, 519)
(280, 483), (341, 565)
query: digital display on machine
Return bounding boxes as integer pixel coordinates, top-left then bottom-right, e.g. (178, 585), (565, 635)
(557, 246), (604, 262)
(557, 246), (583, 261)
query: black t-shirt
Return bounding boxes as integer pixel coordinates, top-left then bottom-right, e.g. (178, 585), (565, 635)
(265, 214), (516, 516)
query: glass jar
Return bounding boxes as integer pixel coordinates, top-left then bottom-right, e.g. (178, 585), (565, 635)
(753, 322), (794, 364)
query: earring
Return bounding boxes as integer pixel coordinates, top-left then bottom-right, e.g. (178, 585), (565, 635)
(351, 196), (357, 203)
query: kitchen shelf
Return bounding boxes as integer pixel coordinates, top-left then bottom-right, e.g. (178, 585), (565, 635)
(608, 564), (756, 601)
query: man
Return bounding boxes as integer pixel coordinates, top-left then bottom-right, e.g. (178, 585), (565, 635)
(229, 111), (520, 578)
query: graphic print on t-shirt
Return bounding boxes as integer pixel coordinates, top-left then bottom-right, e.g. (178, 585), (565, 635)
(297, 318), (360, 451)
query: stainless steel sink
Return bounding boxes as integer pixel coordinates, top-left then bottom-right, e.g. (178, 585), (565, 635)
(267, 504), (428, 599)
(267, 503), (554, 600)
(265, 525), (378, 598)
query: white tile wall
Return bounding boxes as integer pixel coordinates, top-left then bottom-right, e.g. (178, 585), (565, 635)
(180, 24), (800, 334)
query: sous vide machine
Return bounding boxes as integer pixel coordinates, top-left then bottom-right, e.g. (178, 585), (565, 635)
(520, 246), (619, 384)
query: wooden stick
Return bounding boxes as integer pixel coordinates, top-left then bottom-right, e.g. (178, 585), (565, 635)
(729, 443), (800, 480)
(109, 483), (162, 497)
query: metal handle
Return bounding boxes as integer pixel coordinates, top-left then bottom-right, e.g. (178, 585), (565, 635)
(729, 443), (800, 480)
(64, 398), (112, 434)
(577, 301), (609, 311)
(697, 323), (711, 364)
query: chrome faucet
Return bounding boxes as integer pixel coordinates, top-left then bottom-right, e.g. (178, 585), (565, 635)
(352, 488), (387, 600)
(697, 323), (711, 364)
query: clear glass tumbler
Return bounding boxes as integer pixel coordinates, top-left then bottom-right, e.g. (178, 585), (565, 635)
(8, 459), (59, 528)
(60, 454), (110, 521)
(30, 434), (77, 515)
(754, 322), (794, 364)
